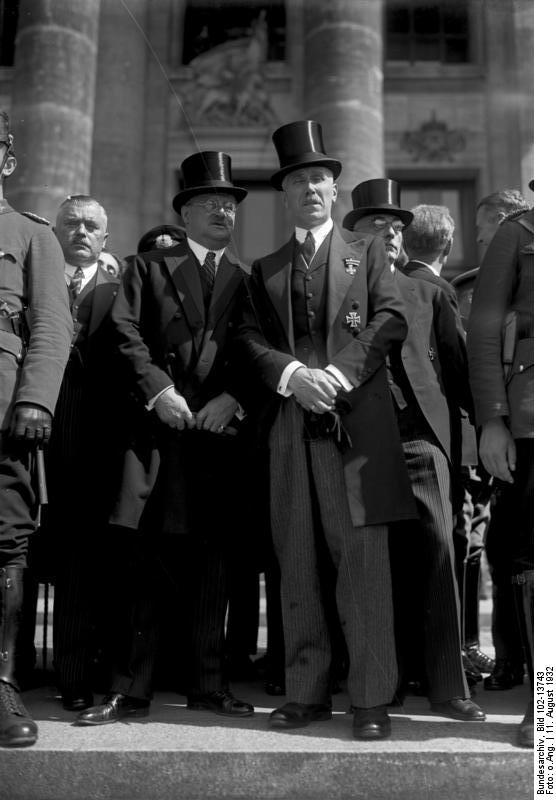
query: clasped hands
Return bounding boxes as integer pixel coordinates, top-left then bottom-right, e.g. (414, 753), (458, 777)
(288, 367), (341, 414)
(154, 386), (238, 433)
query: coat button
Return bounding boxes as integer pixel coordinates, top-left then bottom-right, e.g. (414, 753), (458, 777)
(174, 312), (182, 319)
(307, 311), (315, 318)
(306, 292), (313, 299)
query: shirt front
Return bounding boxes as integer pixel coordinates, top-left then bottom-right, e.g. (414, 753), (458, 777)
(187, 238), (226, 272)
(64, 262), (98, 292)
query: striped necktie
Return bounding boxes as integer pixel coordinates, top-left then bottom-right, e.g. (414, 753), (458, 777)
(201, 250), (216, 291)
(68, 267), (85, 302)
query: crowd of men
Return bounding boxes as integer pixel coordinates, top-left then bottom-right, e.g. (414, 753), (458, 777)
(0, 112), (533, 749)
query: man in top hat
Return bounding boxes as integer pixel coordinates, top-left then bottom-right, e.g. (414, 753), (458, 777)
(77, 151), (253, 725)
(343, 181), (485, 722)
(0, 111), (72, 746)
(237, 121), (416, 740)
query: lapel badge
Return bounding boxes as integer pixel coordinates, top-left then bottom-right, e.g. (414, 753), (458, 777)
(346, 311), (361, 330)
(428, 346), (436, 361)
(344, 257), (360, 276)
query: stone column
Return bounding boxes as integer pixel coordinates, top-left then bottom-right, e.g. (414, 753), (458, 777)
(483, 0), (526, 194)
(8, 0), (100, 220)
(303, 0), (384, 224)
(90, 0), (149, 258)
(514, 0), (533, 197)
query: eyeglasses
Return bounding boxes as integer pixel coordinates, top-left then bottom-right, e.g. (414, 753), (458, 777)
(189, 199), (237, 215)
(369, 217), (405, 233)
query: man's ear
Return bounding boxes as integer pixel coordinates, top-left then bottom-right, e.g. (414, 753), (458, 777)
(180, 206), (189, 227)
(444, 238), (453, 257)
(103, 231), (109, 247)
(331, 182), (338, 203)
(1, 153), (16, 178)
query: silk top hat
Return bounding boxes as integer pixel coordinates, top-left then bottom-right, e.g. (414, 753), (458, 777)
(343, 179), (414, 231)
(270, 120), (342, 191)
(172, 151), (247, 214)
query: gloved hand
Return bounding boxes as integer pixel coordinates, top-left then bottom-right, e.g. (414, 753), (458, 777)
(10, 403), (53, 444)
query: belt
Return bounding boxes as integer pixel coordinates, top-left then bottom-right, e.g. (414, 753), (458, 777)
(0, 315), (21, 337)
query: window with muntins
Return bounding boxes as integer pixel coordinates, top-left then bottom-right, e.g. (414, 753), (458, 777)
(386, 1), (470, 64)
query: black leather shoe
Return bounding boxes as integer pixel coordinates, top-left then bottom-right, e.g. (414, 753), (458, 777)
(269, 702), (332, 729)
(76, 693), (150, 725)
(461, 652), (483, 686)
(517, 699), (534, 748)
(62, 693), (94, 712)
(0, 682), (38, 747)
(484, 658), (524, 691)
(430, 698), (486, 721)
(464, 645), (495, 675)
(352, 705), (391, 740)
(188, 690), (254, 717)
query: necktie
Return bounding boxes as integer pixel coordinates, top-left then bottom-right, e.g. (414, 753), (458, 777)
(201, 250), (216, 291)
(297, 231), (316, 269)
(68, 266), (84, 302)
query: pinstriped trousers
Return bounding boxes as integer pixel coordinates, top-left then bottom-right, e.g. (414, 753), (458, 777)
(269, 399), (397, 708)
(399, 438), (468, 702)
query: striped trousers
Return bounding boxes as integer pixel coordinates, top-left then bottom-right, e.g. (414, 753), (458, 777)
(392, 437), (468, 703)
(269, 399), (397, 708)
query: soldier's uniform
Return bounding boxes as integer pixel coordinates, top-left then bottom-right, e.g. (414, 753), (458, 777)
(0, 112), (72, 747)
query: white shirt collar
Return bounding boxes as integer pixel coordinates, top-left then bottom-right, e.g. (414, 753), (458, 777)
(187, 237), (226, 269)
(64, 262), (98, 290)
(295, 218), (333, 251)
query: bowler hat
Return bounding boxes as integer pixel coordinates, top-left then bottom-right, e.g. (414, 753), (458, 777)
(343, 179), (414, 231)
(270, 120), (342, 191)
(172, 151), (247, 215)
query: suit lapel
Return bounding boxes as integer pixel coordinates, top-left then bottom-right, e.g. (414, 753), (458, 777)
(208, 252), (243, 328)
(164, 246), (205, 353)
(260, 236), (296, 353)
(326, 225), (365, 338)
(88, 266), (119, 338)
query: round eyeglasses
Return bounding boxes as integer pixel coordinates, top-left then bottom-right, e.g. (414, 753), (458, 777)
(370, 217), (405, 233)
(189, 199), (237, 215)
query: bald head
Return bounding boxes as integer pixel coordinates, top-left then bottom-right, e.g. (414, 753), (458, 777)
(55, 195), (108, 267)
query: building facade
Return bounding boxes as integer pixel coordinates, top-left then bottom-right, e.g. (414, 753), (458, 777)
(0, 0), (533, 277)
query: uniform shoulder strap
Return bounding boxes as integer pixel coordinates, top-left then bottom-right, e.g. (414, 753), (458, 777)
(20, 211), (51, 225)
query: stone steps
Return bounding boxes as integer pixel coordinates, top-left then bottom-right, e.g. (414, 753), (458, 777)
(0, 682), (533, 800)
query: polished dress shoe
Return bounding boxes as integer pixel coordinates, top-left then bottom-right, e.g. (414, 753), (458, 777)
(76, 693), (150, 725)
(464, 644), (495, 675)
(0, 682), (38, 747)
(352, 705), (391, 740)
(517, 699), (534, 748)
(187, 690), (254, 717)
(430, 698), (486, 721)
(62, 692), (94, 712)
(484, 658), (524, 691)
(461, 652), (483, 686)
(269, 702), (332, 729)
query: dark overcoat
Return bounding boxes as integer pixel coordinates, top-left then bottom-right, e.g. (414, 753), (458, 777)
(109, 241), (249, 533)
(393, 268), (472, 467)
(237, 224), (416, 528)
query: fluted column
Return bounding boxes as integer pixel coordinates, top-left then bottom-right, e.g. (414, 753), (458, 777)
(303, 0), (384, 223)
(90, 0), (149, 258)
(9, 0), (100, 219)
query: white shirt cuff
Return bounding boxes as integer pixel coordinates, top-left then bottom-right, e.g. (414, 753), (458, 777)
(277, 361), (305, 396)
(325, 365), (353, 392)
(146, 384), (174, 411)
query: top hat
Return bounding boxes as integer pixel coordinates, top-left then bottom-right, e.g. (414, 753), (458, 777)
(172, 151), (247, 214)
(528, 179), (534, 191)
(270, 120), (342, 191)
(137, 224), (188, 253)
(342, 179), (414, 231)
